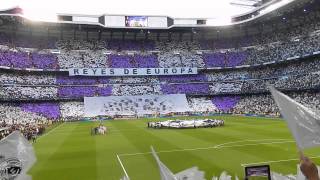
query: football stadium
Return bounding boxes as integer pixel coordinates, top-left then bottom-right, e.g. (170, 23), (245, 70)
(1, 0), (320, 179)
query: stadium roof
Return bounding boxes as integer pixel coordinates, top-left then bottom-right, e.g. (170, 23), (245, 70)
(3, 0), (260, 20)
(0, 0), (313, 39)
(0, 0), (310, 29)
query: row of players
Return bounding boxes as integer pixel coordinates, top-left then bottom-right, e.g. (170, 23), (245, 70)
(147, 119), (224, 129)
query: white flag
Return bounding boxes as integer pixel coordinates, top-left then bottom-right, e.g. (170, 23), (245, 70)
(120, 175), (130, 180)
(150, 146), (177, 180)
(269, 86), (320, 150)
(0, 131), (36, 180)
(175, 166), (206, 180)
(218, 171), (232, 180)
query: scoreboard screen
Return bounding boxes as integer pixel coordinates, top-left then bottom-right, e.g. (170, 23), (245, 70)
(125, 16), (148, 27)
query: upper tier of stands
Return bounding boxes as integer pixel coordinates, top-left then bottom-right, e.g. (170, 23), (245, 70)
(0, 33), (319, 69)
(0, 11), (319, 69)
(0, 3), (320, 122)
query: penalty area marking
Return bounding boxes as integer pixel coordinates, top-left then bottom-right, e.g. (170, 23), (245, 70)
(118, 139), (294, 157)
(241, 155), (320, 167)
(117, 154), (130, 179)
(213, 138), (291, 148)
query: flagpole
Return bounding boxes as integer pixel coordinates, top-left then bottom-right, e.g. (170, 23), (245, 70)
(151, 146), (178, 180)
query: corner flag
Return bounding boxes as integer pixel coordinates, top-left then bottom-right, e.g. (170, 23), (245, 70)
(269, 86), (320, 150)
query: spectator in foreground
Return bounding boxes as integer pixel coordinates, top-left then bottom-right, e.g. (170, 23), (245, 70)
(300, 152), (320, 180)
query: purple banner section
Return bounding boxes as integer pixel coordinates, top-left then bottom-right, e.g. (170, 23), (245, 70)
(211, 96), (240, 111)
(20, 102), (60, 119)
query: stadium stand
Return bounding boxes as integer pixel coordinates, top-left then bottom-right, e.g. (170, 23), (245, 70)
(2, 1), (320, 180)
(0, 1), (319, 124)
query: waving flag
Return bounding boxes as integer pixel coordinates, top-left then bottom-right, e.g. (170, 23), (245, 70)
(150, 146), (177, 180)
(175, 166), (206, 180)
(0, 131), (36, 180)
(269, 86), (320, 150)
(120, 175), (130, 180)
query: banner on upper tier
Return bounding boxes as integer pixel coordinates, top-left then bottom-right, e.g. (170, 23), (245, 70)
(68, 67), (197, 76)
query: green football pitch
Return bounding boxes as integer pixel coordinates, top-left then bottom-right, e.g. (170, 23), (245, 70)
(29, 116), (320, 180)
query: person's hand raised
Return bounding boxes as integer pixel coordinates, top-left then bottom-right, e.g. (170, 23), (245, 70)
(300, 151), (320, 180)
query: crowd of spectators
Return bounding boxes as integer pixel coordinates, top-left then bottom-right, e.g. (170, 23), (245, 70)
(1, 55), (320, 86)
(0, 49), (59, 69)
(1, 35), (320, 69)
(0, 102), (52, 141)
(0, 74), (317, 99)
(0, 16), (318, 70)
(60, 101), (84, 119)
(0, 9), (319, 70)
(56, 40), (106, 50)
(0, 103), (50, 124)
(161, 83), (209, 95)
(0, 73), (56, 85)
(112, 85), (161, 96)
(0, 86), (58, 100)
(0, 6), (319, 127)
(188, 91), (320, 115)
(0, 102), (58, 140)
(58, 86), (112, 99)
(106, 40), (155, 51)
(209, 82), (243, 94)
(57, 50), (107, 68)
(0, 121), (47, 141)
(0, 33), (320, 69)
(231, 94), (279, 116)
(187, 97), (218, 112)
(0, 90), (319, 126)
(0, 56), (320, 99)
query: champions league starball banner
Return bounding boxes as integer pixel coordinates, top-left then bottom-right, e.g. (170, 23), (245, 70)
(84, 94), (191, 117)
(68, 67), (197, 76)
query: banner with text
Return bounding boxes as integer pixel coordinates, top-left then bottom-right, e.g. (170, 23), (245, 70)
(84, 94), (191, 117)
(69, 67), (197, 76)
